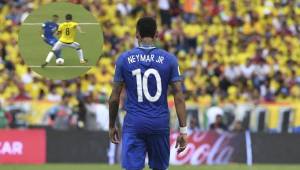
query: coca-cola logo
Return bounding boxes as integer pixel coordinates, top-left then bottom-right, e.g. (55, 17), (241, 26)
(170, 131), (236, 165)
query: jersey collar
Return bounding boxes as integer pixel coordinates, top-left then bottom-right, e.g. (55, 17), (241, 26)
(138, 44), (156, 49)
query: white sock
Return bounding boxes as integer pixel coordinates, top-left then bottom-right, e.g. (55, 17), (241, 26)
(77, 49), (84, 61)
(45, 51), (55, 63)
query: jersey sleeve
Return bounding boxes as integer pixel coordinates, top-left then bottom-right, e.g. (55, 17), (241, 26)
(170, 55), (182, 82)
(113, 54), (124, 82)
(55, 24), (59, 30)
(74, 22), (79, 28)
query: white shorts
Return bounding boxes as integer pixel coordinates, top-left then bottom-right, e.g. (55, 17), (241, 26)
(52, 41), (81, 51)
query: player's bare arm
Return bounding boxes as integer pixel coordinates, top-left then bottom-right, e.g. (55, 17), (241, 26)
(56, 30), (61, 36)
(109, 82), (124, 144)
(77, 25), (85, 34)
(171, 81), (187, 154)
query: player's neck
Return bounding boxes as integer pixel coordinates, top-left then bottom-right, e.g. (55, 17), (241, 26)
(139, 38), (155, 47)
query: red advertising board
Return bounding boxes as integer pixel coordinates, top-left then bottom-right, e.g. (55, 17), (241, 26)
(170, 131), (244, 165)
(0, 129), (46, 164)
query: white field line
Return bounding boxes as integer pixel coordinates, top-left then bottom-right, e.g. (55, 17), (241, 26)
(23, 23), (99, 25)
(29, 65), (92, 68)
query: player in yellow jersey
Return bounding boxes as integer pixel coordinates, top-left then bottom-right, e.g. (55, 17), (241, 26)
(42, 14), (87, 68)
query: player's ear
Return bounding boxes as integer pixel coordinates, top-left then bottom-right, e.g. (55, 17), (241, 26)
(154, 31), (158, 39)
(136, 31), (141, 40)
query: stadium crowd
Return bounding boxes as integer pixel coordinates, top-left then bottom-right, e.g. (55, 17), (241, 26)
(0, 0), (300, 131)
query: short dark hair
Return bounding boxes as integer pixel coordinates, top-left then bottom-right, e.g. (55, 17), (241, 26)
(65, 14), (72, 20)
(136, 17), (157, 38)
(62, 92), (71, 99)
(53, 14), (59, 18)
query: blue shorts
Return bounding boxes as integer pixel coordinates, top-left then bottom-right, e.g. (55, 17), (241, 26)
(122, 132), (170, 170)
(42, 35), (58, 46)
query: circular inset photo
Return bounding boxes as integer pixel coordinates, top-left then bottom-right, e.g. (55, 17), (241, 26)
(19, 2), (103, 80)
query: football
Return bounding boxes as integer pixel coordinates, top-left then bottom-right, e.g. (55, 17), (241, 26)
(56, 58), (64, 65)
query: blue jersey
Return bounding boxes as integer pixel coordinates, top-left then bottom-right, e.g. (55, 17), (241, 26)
(42, 21), (58, 38)
(114, 46), (182, 134)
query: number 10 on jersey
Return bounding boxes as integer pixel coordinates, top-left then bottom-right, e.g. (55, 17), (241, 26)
(132, 68), (162, 102)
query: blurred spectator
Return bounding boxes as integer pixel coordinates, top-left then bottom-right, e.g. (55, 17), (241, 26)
(84, 93), (98, 131)
(0, 104), (8, 128)
(74, 100), (87, 129)
(0, 42), (7, 60)
(21, 68), (33, 84)
(95, 93), (109, 131)
(206, 102), (224, 127)
(47, 86), (61, 102)
(240, 59), (255, 79)
(182, 0), (198, 22)
(224, 62), (241, 82)
(46, 93), (72, 130)
(187, 116), (200, 135)
(183, 18), (200, 50)
(231, 120), (244, 133)
(116, 0), (132, 16)
(158, 0), (171, 28)
(210, 115), (228, 132)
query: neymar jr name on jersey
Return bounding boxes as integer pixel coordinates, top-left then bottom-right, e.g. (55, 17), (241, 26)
(127, 54), (165, 64)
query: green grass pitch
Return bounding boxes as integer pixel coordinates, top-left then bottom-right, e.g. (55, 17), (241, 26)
(18, 2), (103, 80)
(1, 164), (300, 170)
